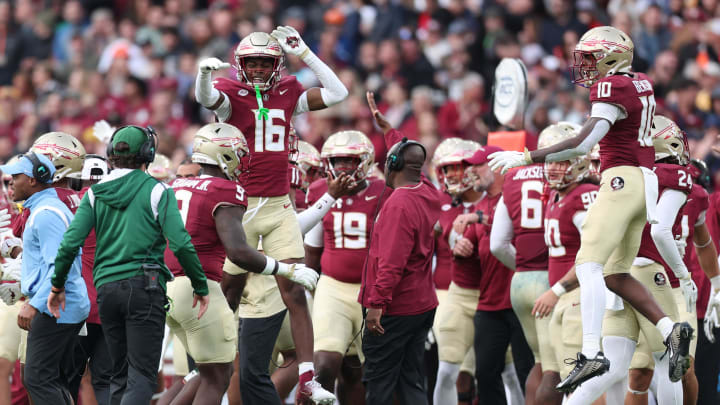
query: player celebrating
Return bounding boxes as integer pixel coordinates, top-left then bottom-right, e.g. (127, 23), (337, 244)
(195, 26), (348, 403)
(488, 26), (693, 391)
(302, 130), (386, 401)
(163, 123), (320, 404)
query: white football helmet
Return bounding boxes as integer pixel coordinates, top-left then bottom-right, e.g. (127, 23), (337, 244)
(30, 132), (86, 182)
(539, 122), (592, 189)
(572, 26), (634, 87)
(147, 153), (173, 183)
(291, 140), (323, 190)
(432, 138), (480, 195)
(321, 131), (375, 182)
(192, 123), (249, 181)
(234, 32), (284, 91)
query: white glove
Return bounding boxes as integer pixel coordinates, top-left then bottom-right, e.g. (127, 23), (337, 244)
(488, 150), (532, 174)
(92, 120), (116, 144)
(1, 259), (21, 282)
(704, 290), (720, 343)
(0, 237), (21, 259)
(199, 57), (231, 73)
(278, 263), (319, 290)
(0, 282), (21, 306)
(0, 209), (10, 233)
(271, 26), (309, 57)
(679, 274), (698, 314)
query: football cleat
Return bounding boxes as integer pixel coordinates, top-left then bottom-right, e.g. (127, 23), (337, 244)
(555, 351), (610, 393)
(664, 322), (694, 382)
(297, 370), (336, 404)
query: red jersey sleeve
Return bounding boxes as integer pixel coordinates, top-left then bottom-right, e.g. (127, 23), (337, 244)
(654, 163), (693, 195)
(306, 178), (329, 206)
(209, 179), (248, 212)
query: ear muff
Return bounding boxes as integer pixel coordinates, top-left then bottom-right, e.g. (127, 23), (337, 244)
(387, 137), (427, 172)
(25, 152), (53, 184)
(107, 126), (157, 164)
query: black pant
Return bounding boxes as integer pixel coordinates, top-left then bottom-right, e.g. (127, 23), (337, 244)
(473, 309), (534, 405)
(696, 318), (720, 405)
(24, 313), (84, 405)
(237, 309), (286, 405)
(362, 309), (435, 405)
(97, 275), (166, 405)
(78, 323), (113, 405)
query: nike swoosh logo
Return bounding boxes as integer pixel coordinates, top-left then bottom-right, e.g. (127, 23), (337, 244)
(284, 203), (291, 209)
(365, 195), (378, 201)
(279, 89), (288, 95)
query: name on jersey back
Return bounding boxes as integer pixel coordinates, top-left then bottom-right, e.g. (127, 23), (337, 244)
(512, 166), (543, 180)
(172, 178), (212, 191)
(632, 79), (652, 93)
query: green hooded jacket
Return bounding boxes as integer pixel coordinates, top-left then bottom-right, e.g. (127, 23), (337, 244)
(53, 169), (208, 295)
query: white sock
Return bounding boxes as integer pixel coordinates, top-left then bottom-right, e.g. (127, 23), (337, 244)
(652, 351), (683, 405)
(576, 262), (606, 356)
(433, 361), (460, 405)
(649, 371), (658, 404)
(566, 336), (635, 405)
(655, 317), (674, 341)
(298, 362), (314, 375)
(501, 362), (524, 405)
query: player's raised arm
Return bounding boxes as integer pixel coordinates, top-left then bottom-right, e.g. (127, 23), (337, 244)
(271, 26), (348, 113)
(194, 57), (232, 120)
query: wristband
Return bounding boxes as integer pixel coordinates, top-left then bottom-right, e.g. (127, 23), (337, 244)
(51, 286), (64, 294)
(299, 48), (311, 60)
(711, 275), (720, 292)
(475, 210), (483, 224)
(694, 237), (712, 248)
(262, 257), (279, 275)
(551, 282), (567, 297)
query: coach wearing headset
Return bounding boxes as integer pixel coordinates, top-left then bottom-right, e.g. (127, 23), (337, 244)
(360, 92), (442, 404)
(50, 126), (209, 405)
(0, 152), (89, 404)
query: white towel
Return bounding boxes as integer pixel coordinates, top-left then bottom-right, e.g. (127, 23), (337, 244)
(640, 167), (659, 225)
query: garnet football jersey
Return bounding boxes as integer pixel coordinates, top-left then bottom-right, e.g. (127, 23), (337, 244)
(501, 164), (549, 272)
(544, 183), (599, 285)
(438, 198), (482, 289)
(213, 76), (305, 197)
(433, 193), (455, 291)
(306, 178), (389, 284)
(636, 164), (694, 282)
(589, 72), (656, 171)
(463, 192), (511, 311)
(164, 175), (248, 282)
(676, 185), (711, 315)
(78, 187), (100, 324)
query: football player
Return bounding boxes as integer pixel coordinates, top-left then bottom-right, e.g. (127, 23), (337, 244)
(488, 26), (693, 390)
(452, 146), (535, 404)
(566, 116), (694, 404)
(302, 130), (386, 402)
(195, 26), (348, 403)
(530, 124), (601, 404)
(430, 138), (484, 405)
(163, 123), (321, 404)
(289, 140), (323, 211)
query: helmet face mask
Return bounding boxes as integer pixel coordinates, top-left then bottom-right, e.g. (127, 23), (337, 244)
(440, 163), (473, 195)
(234, 32), (284, 91)
(571, 26), (634, 88)
(538, 122), (591, 189)
(321, 131), (375, 183)
(293, 140), (323, 189)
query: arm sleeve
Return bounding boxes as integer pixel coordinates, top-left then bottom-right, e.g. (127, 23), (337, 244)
(546, 119), (610, 162)
(650, 189), (689, 279)
(368, 205), (414, 309)
(294, 51), (349, 114)
(489, 197), (517, 270)
(296, 192), (336, 236)
(572, 211), (587, 235)
(195, 71), (231, 122)
(53, 195), (95, 288)
(31, 211), (71, 310)
(160, 189), (209, 296)
(304, 222), (324, 248)
(590, 102), (627, 124)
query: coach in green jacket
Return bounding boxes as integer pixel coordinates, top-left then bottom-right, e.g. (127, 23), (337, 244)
(49, 126), (209, 405)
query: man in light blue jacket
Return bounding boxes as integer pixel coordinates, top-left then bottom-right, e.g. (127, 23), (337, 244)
(0, 152), (89, 404)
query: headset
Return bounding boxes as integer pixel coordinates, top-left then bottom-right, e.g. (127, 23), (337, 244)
(386, 137), (427, 172)
(106, 125), (158, 164)
(25, 152), (53, 184)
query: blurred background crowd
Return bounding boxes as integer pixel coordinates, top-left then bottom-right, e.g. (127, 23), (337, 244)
(4, 0), (720, 186)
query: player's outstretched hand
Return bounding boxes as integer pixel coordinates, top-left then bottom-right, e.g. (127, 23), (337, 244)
(488, 150), (532, 174)
(271, 26), (309, 57)
(199, 57), (231, 73)
(92, 120), (115, 144)
(366, 91), (393, 134)
(285, 263), (319, 291)
(327, 172), (356, 199)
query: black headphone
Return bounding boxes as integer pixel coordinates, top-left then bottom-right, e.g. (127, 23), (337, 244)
(386, 137), (427, 172)
(25, 152), (53, 184)
(106, 125), (157, 164)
